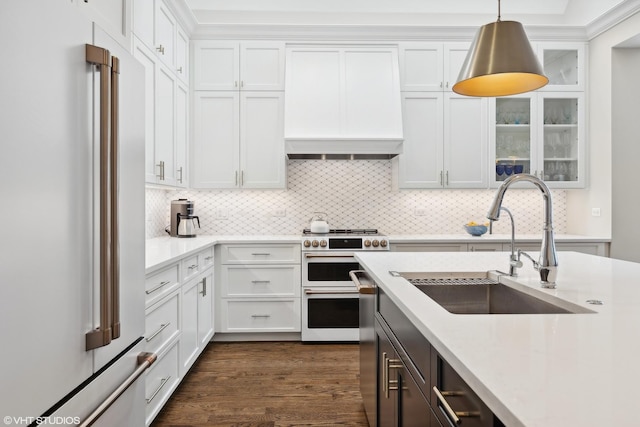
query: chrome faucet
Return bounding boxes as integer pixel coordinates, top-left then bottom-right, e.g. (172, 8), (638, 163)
(492, 207), (522, 277)
(487, 174), (558, 288)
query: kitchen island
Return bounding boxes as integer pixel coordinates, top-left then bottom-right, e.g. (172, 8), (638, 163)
(355, 250), (639, 427)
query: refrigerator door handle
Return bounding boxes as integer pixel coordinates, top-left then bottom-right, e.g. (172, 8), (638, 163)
(86, 43), (114, 351)
(110, 55), (121, 340)
(78, 352), (157, 427)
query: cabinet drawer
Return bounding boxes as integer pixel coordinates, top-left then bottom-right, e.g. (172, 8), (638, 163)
(145, 264), (179, 307)
(221, 244), (301, 264)
(200, 246), (215, 268)
(181, 246), (215, 283)
(145, 342), (180, 425)
(144, 290), (180, 355)
(221, 265), (301, 297)
(220, 299), (301, 332)
(379, 288), (430, 399)
(181, 253), (200, 283)
(431, 349), (501, 427)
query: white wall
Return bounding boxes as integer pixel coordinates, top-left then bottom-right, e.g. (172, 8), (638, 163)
(611, 48), (640, 261)
(566, 10), (640, 237)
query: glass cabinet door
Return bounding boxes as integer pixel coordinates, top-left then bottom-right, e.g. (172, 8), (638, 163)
(539, 95), (583, 185)
(492, 96), (536, 184)
(538, 43), (585, 91)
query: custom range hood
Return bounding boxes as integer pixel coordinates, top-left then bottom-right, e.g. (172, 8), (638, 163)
(284, 45), (404, 159)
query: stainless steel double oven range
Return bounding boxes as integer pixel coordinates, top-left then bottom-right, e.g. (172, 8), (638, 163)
(301, 229), (388, 342)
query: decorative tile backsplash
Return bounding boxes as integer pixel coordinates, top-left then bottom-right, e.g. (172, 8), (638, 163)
(146, 160), (567, 239)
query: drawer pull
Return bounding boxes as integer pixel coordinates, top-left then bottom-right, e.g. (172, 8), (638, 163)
(146, 280), (171, 295)
(251, 253), (271, 256)
(251, 314), (271, 318)
(188, 264), (198, 270)
(433, 386), (481, 425)
(205, 256), (214, 261)
(382, 352), (403, 398)
(146, 375), (171, 404)
(199, 277), (207, 297)
(146, 323), (171, 342)
(251, 280), (271, 284)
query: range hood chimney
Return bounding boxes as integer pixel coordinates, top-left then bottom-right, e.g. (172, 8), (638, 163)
(284, 45), (404, 159)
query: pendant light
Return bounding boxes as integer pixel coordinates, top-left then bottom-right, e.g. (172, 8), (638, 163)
(452, 0), (548, 97)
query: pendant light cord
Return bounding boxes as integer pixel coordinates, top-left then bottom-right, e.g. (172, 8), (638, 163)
(497, 0), (502, 22)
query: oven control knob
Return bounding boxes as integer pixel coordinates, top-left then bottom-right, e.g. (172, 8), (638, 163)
(312, 240), (319, 248)
(303, 239), (311, 248)
(380, 239), (388, 248)
(372, 240), (380, 247)
(320, 240), (327, 247)
(364, 239), (371, 247)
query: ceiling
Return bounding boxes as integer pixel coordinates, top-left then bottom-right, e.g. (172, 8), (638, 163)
(184, 0), (627, 27)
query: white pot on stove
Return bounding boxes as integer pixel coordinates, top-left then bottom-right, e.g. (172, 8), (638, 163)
(309, 212), (330, 233)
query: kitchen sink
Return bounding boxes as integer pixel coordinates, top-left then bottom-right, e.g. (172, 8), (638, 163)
(399, 272), (594, 315)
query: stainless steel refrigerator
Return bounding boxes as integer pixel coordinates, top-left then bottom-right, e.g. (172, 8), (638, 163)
(0, 1), (150, 425)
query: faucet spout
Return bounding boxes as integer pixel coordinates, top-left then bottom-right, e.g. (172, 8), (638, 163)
(486, 174), (558, 288)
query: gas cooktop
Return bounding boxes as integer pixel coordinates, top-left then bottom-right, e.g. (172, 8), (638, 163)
(302, 229), (388, 250)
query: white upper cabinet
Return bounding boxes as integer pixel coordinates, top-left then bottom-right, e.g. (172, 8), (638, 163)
(398, 43), (469, 91)
(191, 91), (286, 189)
(284, 45), (403, 141)
(134, 37), (188, 187)
(155, 0), (176, 68)
(537, 42), (586, 91)
(193, 41), (286, 91)
(132, 0), (188, 81)
(395, 92), (488, 189)
(489, 92), (586, 188)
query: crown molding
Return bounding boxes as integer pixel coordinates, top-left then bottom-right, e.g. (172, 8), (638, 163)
(190, 23), (590, 42)
(585, 0), (640, 39)
(165, 0), (198, 35)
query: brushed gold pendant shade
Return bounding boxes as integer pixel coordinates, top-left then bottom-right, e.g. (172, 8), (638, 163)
(453, 1), (548, 97)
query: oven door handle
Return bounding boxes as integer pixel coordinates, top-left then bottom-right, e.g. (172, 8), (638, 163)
(304, 253), (356, 258)
(304, 289), (360, 295)
(349, 270), (376, 295)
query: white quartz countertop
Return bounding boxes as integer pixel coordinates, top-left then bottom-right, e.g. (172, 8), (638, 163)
(145, 235), (300, 273)
(354, 251), (640, 427)
(386, 233), (610, 243)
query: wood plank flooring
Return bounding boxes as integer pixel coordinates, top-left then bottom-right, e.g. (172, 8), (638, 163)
(151, 342), (369, 427)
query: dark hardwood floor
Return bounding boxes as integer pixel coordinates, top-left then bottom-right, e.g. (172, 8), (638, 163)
(151, 341), (369, 427)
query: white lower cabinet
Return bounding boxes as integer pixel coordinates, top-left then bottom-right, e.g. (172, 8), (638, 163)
(144, 245), (215, 426)
(216, 244), (301, 337)
(220, 299), (301, 332)
(144, 340), (180, 426)
(180, 265), (214, 376)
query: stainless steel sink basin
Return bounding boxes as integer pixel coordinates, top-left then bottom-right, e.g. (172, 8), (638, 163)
(400, 272), (594, 315)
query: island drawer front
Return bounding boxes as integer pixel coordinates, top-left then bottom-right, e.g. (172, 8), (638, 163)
(378, 288), (430, 399)
(221, 244), (301, 264)
(144, 290), (180, 355)
(220, 299), (301, 332)
(431, 349), (503, 427)
(145, 264), (180, 307)
(221, 265), (301, 297)
(145, 341), (180, 425)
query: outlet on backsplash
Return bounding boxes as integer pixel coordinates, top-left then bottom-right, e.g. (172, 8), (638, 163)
(272, 209), (287, 217)
(214, 209), (228, 219)
(415, 208), (428, 216)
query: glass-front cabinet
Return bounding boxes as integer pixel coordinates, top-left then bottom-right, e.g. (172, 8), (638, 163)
(537, 42), (585, 91)
(490, 92), (585, 188)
